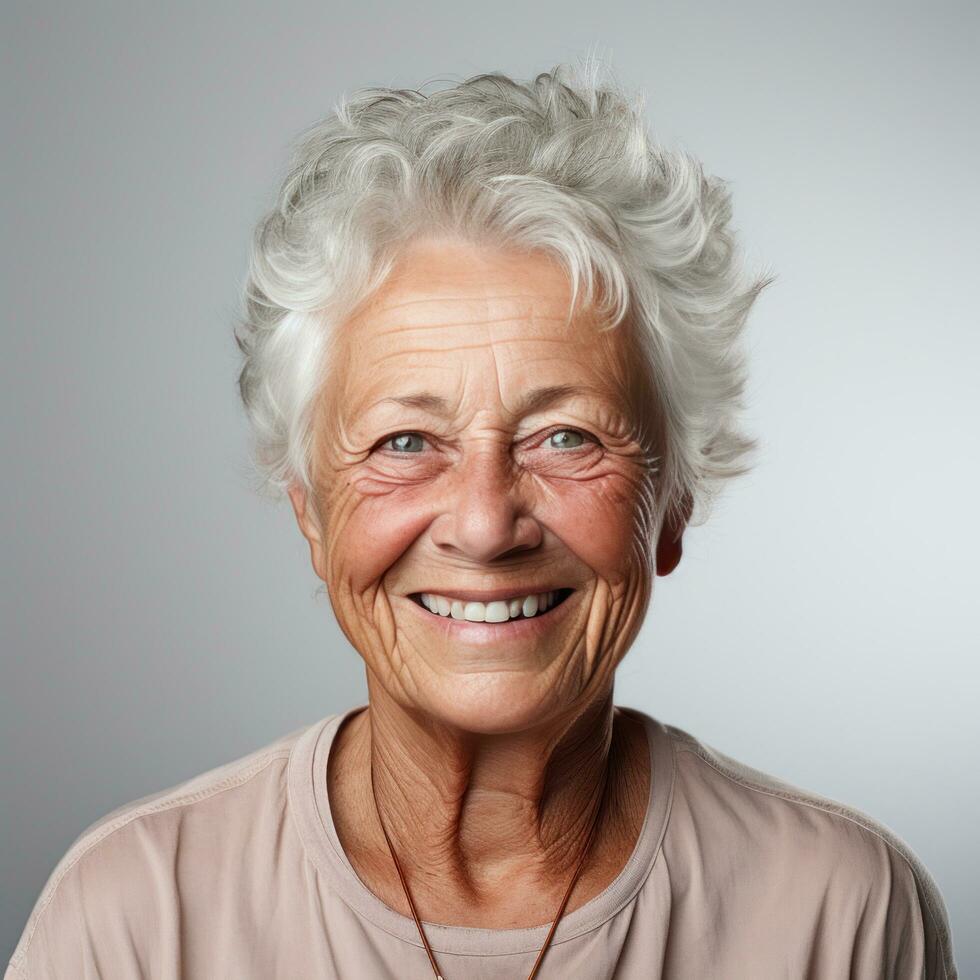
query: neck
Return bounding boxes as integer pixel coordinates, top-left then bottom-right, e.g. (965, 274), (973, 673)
(327, 674), (649, 926)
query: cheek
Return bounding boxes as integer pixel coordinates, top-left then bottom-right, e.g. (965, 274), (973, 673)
(542, 472), (654, 582)
(326, 482), (434, 594)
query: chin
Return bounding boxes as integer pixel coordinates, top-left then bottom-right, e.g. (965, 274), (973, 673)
(423, 676), (568, 735)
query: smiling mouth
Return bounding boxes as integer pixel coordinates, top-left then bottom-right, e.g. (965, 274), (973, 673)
(409, 588), (575, 622)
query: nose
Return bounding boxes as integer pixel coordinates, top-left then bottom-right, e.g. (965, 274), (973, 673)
(430, 444), (542, 563)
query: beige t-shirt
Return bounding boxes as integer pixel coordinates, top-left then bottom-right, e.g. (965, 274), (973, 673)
(6, 704), (958, 979)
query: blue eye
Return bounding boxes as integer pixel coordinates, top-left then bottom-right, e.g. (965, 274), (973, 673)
(383, 432), (426, 453)
(548, 428), (586, 449)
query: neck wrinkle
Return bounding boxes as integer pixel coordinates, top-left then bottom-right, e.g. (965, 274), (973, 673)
(357, 682), (621, 901)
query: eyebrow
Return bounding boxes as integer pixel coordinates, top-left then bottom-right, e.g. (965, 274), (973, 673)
(380, 384), (592, 419)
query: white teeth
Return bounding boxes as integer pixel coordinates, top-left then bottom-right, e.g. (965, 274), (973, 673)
(463, 601), (486, 622)
(417, 590), (567, 622)
(484, 601), (510, 623)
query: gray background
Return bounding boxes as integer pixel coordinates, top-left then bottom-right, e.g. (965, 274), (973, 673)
(3, 0), (977, 971)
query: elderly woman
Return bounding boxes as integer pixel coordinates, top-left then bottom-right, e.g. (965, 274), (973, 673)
(7, 65), (957, 980)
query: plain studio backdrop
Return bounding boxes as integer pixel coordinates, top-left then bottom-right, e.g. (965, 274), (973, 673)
(2, 0), (977, 971)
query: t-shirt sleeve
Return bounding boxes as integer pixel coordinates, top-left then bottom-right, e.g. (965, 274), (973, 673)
(5, 819), (176, 980)
(848, 827), (957, 980)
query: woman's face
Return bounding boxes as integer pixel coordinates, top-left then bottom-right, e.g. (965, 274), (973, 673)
(290, 237), (681, 734)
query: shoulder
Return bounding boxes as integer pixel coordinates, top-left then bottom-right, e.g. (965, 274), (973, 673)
(6, 717), (329, 980)
(659, 720), (958, 979)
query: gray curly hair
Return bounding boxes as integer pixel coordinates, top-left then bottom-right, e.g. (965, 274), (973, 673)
(234, 59), (774, 530)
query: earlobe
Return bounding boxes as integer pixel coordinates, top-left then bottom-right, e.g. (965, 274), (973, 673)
(654, 494), (692, 577)
(287, 484), (313, 537)
(655, 531), (683, 577)
(287, 483), (326, 581)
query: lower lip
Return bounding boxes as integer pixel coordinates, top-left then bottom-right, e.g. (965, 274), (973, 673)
(402, 592), (577, 645)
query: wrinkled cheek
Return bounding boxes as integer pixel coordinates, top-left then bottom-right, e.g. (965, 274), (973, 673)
(328, 468), (431, 580)
(552, 477), (654, 683)
(327, 492), (432, 594)
(320, 484), (435, 660)
(552, 474), (655, 587)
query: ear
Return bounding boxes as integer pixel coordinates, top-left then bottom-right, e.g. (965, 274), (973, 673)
(287, 483), (327, 582)
(655, 494), (692, 577)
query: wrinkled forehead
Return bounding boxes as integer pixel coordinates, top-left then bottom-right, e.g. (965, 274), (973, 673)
(324, 240), (640, 419)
